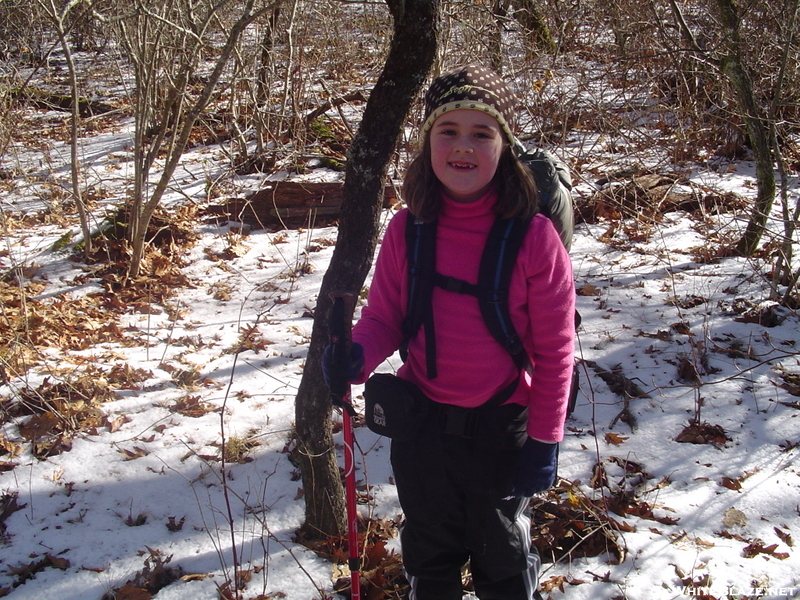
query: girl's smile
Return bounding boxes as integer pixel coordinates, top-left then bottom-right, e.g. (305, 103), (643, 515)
(429, 109), (504, 203)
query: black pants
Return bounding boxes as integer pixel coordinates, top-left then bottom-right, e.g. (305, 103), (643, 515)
(390, 401), (541, 600)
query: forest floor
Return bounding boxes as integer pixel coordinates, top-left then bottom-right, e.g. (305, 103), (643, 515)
(1, 49), (799, 600)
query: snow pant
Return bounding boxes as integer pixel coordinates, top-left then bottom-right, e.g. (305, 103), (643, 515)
(390, 400), (542, 600)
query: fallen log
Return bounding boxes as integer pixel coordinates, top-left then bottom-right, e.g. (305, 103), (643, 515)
(223, 180), (399, 228)
(11, 87), (117, 117)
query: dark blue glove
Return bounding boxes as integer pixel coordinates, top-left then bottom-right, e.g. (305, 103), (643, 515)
(511, 437), (558, 498)
(321, 342), (364, 389)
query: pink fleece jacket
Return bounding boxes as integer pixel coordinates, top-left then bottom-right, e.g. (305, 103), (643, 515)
(352, 190), (575, 442)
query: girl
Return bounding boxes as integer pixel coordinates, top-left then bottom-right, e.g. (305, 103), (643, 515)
(326, 64), (575, 600)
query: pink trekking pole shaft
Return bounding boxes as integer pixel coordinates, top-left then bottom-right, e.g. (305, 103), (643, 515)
(328, 291), (361, 600)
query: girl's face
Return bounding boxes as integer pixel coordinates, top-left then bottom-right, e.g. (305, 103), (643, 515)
(429, 109), (505, 204)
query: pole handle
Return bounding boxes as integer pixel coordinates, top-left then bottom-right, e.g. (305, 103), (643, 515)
(328, 291), (358, 415)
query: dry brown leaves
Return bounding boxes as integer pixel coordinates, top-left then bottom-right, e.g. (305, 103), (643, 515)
(3, 553), (71, 594)
(0, 491), (26, 536)
(1, 205), (202, 466)
(585, 361), (650, 401)
(777, 368), (800, 398)
(531, 480), (627, 565)
(225, 323), (274, 355)
(168, 394), (216, 417)
(2, 367), (152, 459)
(676, 420), (731, 447)
(673, 565), (716, 600)
(742, 540), (790, 560)
(1, 214), (194, 378)
(79, 205), (200, 314)
(590, 456), (678, 528)
(99, 548), (183, 600)
(717, 528), (792, 561)
(297, 516), (408, 600)
(0, 280), (125, 378)
(607, 490), (679, 527)
(540, 573), (590, 595)
(0, 435), (23, 470)
(576, 170), (748, 250)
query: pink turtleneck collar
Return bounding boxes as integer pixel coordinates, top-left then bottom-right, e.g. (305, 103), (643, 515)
(439, 188), (497, 220)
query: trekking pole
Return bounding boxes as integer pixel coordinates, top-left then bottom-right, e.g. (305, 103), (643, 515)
(328, 291), (361, 600)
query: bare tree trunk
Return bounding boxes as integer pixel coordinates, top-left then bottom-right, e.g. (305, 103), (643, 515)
(513, 0), (554, 54)
(769, 0), (800, 293)
(295, 0), (440, 540)
(255, 5), (282, 156)
(43, 0), (93, 258)
(257, 5), (281, 106)
(713, 0), (776, 256)
(489, 0), (510, 74)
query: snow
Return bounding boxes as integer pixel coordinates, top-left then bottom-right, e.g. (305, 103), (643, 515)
(1, 106), (799, 600)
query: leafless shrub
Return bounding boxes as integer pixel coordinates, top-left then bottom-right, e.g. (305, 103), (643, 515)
(0, 1), (51, 64)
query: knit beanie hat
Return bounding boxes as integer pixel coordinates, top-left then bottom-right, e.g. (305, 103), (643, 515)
(420, 64), (517, 145)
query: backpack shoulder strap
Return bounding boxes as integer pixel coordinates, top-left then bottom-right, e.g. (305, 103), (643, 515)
(401, 213), (439, 378)
(477, 216), (533, 372)
(401, 213), (533, 381)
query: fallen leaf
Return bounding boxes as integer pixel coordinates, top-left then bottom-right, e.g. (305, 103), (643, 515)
(590, 462), (608, 489)
(6, 554), (70, 587)
(530, 481), (627, 564)
(112, 584), (152, 600)
(723, 507), (747, 527)
(180, 573), (211, 581)
(18, 412), (61, 441)
(720, 477), (742, 491)
(0, 436), (23, 458)
(612, 497), (679, 526)
(118, 446), (149, 461)
(541, 575), (568, 593)
(742, 540), (789, 560)
(676, 421), (730, 446)
(774, 527), (793, 547)
(605, 432), (629, 445)
(166, 516), (185, 532)
(106, 415), (131, 433)
(578, 284), (602, 297)
(47, 555), (71, 570)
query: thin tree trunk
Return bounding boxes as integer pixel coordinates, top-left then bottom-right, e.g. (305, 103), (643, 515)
(257, 5), (281, 105)
(61, 33), (92, 258)
(489, 0), (509, 74)
(295, 0), (440, 540)
(255, 5), (282, 155)
(514, 0), (554, 54)
(714, 0), (776, 256)
(770, 0), (800, 292)
(46, 0), (93, 257)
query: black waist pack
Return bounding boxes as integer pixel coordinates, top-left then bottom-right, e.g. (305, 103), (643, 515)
(364, 374), (429, 440)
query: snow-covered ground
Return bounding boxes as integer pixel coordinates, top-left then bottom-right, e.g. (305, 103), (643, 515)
(1, 95), (799, 600)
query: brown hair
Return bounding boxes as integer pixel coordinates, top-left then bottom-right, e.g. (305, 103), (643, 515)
(402, 136), (540, 223)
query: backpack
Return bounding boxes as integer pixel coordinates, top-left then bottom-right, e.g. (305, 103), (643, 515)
(517, 147), (574, 250)
(400, 147), (579, 413)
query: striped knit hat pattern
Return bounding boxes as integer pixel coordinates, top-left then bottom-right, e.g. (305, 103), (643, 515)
(420, 64), (517, 145)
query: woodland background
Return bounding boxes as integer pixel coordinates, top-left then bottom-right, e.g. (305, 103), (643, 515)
(1, 0), (799, 599)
